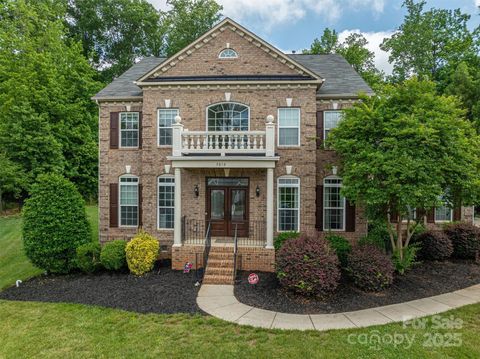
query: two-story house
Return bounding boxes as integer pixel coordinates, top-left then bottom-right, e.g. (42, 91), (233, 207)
(93, 18), (472, 282)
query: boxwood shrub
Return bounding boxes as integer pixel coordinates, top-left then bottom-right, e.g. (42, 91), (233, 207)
(444, 223), (480, 259)
(276, 235), (340, 297)
(101, 240), (127, 271)
(347, 245), (394, 291)
(126, 231), (159, 276)
(22, 174), (91, 273)
(76, 242), (102, 273)
(326, 234), (351, 268)
(415, 230), (453, 261)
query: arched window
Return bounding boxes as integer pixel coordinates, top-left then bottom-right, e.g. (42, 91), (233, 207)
(119, 175), (139, 227)
(207, 102), (249, 131)
(219, 48), (238, 59)
(277, 176), (300, 232)
(158, 175), (175, 229)
(323, 176), (345, 231)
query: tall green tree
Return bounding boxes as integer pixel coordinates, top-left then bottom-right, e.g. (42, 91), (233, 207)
(162, 0), (222, 56)
(0, 0), (100, 199)
(66, 0), (164, 82)
(303, 28), (338, 55)
(0, 153), (26, 212)
(328, 78), (480, 261)
(381, 0), (479, 82)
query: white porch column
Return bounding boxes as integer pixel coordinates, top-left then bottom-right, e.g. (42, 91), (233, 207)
(172, 115), (184, 157)
(265, 115), (276, 157)
(266, 167), (274, 249)
(173, 167), (182, 247)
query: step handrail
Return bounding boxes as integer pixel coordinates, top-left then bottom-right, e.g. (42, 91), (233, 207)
(202, 221), (212, 280)
(233, 224), (239, 282)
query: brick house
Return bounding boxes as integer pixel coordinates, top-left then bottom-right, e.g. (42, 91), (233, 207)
(93, 18), (473, 280)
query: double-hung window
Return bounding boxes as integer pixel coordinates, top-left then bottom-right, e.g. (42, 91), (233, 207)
(435, 202), (453, 222)
(323, 177), (346, 231)
(277, 177), (300, 231)
(324, 111), (343, 141)
(158, 109), (179, 146)
(120, 112), (139, 148)
(278, 108), (300, 146)
(119, 176), (139, 226)
(158, 176), (175, 229)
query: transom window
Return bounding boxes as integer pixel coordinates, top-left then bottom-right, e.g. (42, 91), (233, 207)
(324, 111), (343, 141)
(158, 109), (179, 146)
(278, 108), (300, 146)
(219, 48), (238, 59)
(277, 177), (300, 232)
(323, 177), (345, 231)
(119, 176), (139, 226)
(158, 176), (175, 229)
(207, 103), (249, 131)
(120, 112), (139, 148)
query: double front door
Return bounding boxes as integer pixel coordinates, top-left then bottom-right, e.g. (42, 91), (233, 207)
(206, 178), (249, 237)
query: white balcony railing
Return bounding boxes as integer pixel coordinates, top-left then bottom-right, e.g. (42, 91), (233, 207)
(171, 115), (276, 157)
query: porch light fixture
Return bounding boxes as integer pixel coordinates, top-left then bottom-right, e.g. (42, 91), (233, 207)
(256, 185), (260, 197)
(194, 184), (199, 197)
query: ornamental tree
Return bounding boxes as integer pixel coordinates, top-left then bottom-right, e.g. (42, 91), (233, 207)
(328, 78), (480, 261)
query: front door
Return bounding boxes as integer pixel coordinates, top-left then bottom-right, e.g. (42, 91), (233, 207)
(207, 178), (249, 237)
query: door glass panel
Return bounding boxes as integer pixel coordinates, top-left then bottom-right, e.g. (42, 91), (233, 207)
(211, 190), (225, 220)
(231, 190), (246, 221)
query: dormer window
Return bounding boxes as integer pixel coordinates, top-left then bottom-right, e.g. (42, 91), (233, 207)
(219, 48), (238, 59)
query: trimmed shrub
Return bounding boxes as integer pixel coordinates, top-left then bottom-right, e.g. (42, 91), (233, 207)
(274, 231), (299, 250)
(326, 234), (351, 268)
(101, 240), (127, 271)
(276, 235), (340, 297)
(347, 245), (394, 291)
(444, 222), (480, 259)
(22, 174), (91, 274)
(415, 230), (453, 261)
(126, 231), (159, 275)
(76, 242), (102, 273)
(359, 221), (391, 252)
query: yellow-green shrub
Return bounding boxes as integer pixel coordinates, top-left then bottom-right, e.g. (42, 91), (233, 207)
(125, 231), (159, 276)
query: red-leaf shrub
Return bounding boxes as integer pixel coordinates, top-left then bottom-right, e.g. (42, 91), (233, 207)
(347, 245), (394, 291)
(415, 230), (453, 260)
(444, 223), (480, 259)
(275, 235), (340, 297)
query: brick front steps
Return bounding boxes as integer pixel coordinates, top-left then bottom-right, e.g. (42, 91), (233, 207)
(203, 247), (235, 285)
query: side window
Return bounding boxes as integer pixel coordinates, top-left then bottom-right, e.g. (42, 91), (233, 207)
(158, 176), (175, 229)
(324, 111), (343, 141)
(158, 109), (179, 146)
(277, 176), (300, 231)
(278, 108), (300, 146)
(119, 175), (139, 226)
(120, 112), (139, 148)
(323, 177), (345, 231)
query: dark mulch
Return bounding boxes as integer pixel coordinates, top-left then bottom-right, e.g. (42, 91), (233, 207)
(0, 261), (203, 315)
(235, 260), (480, 314)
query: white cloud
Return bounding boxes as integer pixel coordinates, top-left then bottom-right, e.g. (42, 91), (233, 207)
(338, 29), (394, 74)
(476, 0), (480, 6)
(148, 0), (385, 28)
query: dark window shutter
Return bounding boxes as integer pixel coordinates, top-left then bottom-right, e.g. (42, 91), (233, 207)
(315, 185), (323, 230)
(316, 111), (324, 149)
(416, 208), (426, 221)
(345, 200), (356, 232)
(138, 184), (143, 227)
(138, 112), (143, 149)
(390, 208), (398, 223)
(110, 112), (119, 149)
(427, 208), (435, 223)
(453, 206), (462, 221)
(109, 183), (119, 227)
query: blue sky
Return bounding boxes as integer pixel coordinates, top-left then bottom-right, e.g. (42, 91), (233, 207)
(149, 0), (480, 73)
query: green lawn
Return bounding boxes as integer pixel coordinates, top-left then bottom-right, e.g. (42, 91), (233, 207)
(1, 205), (480, 358)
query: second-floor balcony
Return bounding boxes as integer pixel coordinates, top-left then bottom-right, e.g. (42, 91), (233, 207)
(171, 115), (276, 157)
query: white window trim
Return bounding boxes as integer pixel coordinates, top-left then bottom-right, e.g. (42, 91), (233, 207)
(119, 112), (140, 149)
(277, 108), (301, 147)
(276, 176), (300, 232)
(119, 174), (139, 228)
(323, 176), (346, 232)
(323, 110), (343, 142)
(157, 108), (179, 147)
(434, 206), (453, 223)
(205, 102), (250, 131)
(218, 48), (238, 59)
(157, 175), (175, 230)
(401, 207), (417, 223)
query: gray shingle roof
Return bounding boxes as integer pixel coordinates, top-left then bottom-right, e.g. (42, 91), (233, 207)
(93, 54), (373, 100)
(288, 54), (374, 98)
(92, 57), (166, 100)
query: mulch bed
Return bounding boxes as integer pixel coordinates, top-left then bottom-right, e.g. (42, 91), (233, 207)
(0, 260), (203, 315)
(235, 259), (480, 314)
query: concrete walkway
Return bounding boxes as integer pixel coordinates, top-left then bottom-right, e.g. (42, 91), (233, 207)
(197, 284), (480, 331)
